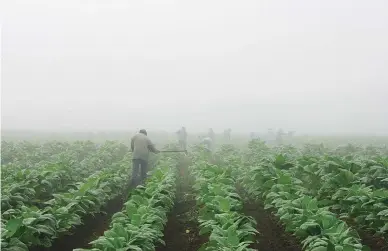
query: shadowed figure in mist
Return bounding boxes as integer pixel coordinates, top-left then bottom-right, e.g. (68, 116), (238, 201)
(130, 129), (160, 188)
(176, 126), (188, 150)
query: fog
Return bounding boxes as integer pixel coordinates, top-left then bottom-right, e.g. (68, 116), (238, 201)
(1, 0), (388, 135)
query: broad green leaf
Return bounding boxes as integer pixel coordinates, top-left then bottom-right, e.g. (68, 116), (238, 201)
(342, 245), (356, 251)
(311, 246), (328, 251)
(227, 227), (240, 247)
(218, 197), (231, 212)
(5, 218), (23, 237)
(361, 246), (371, 251)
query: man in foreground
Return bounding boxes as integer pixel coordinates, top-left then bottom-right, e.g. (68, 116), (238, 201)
(130, 129), (160, 188)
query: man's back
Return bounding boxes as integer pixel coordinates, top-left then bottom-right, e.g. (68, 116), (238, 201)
(131, 133), (153, 161)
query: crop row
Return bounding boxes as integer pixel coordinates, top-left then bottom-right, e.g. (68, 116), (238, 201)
(1, 155), (129, 251)
(75, 158), (176, 251)
(1, 141), (129, 179)
(1, 143), (130, 213)
(247, 141), (388, 236)
(191, 158), (257, 251)
(239, 151), (368, 251)
(291, 156), (388, 236)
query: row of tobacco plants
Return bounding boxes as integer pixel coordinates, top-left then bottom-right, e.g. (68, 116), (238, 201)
(238, 140), (388, 251)
(190, 148), (258, 251)
(1, 141), (130, 251)
(74, 157), (177, 251)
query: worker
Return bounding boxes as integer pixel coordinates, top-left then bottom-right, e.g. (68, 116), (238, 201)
(130, 129), (160, 188)
(208, 128), (215, 142)
(224, 128), (231, 140)
(201, 136), (213, 152)
(200, 136), (214, 161)
(176, 126), (188, 150)
(250, 132), (260, 140)
(276, 129), (284, 145)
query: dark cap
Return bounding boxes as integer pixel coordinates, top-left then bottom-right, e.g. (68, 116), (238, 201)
(139, 129), (147, 135)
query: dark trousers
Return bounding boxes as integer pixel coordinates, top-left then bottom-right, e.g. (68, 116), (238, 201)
(130, 159), (148, 188)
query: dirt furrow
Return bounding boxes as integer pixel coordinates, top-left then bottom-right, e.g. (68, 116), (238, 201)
(242, 199), (302, 251)
(156, 155), (207, 251)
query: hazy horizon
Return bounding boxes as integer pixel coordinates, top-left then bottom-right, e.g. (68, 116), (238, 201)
(2, 0), (388, 135)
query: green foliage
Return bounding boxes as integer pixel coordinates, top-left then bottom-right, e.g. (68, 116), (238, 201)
(1, 141), (130, 251)
(238, 141), (382, 251)
(191, 158), (257, 251)
(76, 158), (176, 251)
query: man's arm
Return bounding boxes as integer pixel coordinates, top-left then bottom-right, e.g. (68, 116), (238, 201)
(147, 138), (160, 153)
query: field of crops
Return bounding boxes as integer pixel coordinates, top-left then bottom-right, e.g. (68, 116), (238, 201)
(1, 140), (387, 251)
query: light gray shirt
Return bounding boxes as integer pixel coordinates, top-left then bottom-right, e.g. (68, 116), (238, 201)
(131, 133), (157, 161)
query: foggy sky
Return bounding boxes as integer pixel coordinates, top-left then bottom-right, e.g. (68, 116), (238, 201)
(1, 0), (388, 134)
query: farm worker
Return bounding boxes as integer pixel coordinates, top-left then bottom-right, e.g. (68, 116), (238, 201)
(200, 136), (214, 161)
(208, 128), (215, 143)
(201, 136), (213, 152)
(276, 129), (284, 145)
(176, 126), (188, 150)
(224, 128), (231, 140)
(250, 132), (260, 140)
(130, 129), (160, 188)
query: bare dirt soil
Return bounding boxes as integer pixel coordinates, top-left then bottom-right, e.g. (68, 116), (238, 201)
(155, 197), (207, 251)
(235, 184), (302, 251)
(359, 230), (388, 251)
(343, 217), (388, 251)
(156, 155), (208, 251)
(242, 199), (303, 251)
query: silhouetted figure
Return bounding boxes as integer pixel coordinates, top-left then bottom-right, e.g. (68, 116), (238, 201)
(224, 128), (231, 140)
(130, 129), (160, 188)
(208, 128), (215, 142)
(176, 126), (188, 150)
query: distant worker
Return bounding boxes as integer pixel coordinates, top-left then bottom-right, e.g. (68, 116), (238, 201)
(200, 136), (214, 162)
(250, 132), (261, 140)
(130, 129), (160, 188)
(276, 129), (284, 145)
(208, 128), (215, 142)
(176, 126), (188, 150)
(201, 136), (213, 152)
(224, 128), (231, 140)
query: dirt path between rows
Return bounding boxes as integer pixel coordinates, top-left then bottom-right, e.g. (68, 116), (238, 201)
(156, 155), (208, 251)
(235, 184), (302, 251)
(358, 230), (388, 251)
(342, 217), (388, 251)
(156, 197), (207, 251)
(242, 200), (302, 251)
